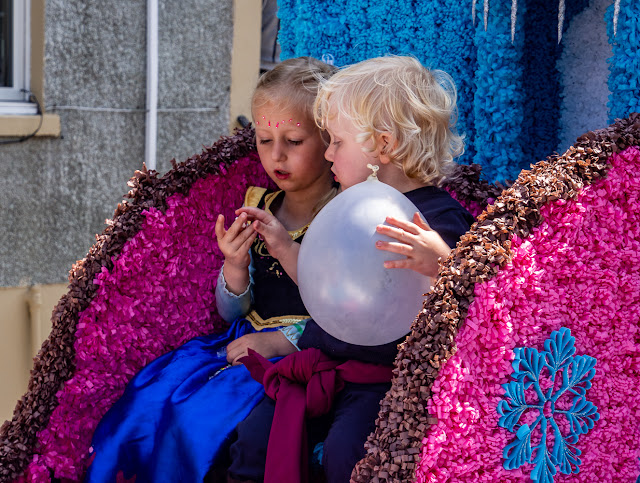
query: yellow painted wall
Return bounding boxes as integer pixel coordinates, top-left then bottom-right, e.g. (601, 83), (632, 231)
(0, 284), (67, 423)
(229, 0), (262, 131)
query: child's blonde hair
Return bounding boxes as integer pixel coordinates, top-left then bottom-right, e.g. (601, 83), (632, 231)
(252, 57), (338, 121)
(314, 56), (464, 186)
(252, 57), (339, 214)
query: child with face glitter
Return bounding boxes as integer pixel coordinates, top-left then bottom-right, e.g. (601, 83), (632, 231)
(215, 57), (339, 364)
(228, 56), (474, 483)
(84, 57), (337, 483)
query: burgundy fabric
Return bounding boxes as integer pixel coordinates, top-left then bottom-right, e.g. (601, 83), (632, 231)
(239, 348), (393, 483)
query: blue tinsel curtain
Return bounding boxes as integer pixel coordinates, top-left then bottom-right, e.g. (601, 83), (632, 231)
(277, 0), (639, 184)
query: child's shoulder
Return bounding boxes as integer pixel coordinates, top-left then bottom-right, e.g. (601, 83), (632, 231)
(403, 185), (462, 212)
(244, 186), (268, 208)
(244, 186), (285, 212)
(404, 185), (474, 247)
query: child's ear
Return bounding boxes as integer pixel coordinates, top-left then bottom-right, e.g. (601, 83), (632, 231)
(376, 132), (397, 165)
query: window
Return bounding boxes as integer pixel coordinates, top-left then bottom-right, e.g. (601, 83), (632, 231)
(0, 0), (37, 114)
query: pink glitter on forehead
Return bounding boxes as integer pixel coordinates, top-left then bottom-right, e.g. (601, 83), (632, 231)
(255, 118), (302, 128)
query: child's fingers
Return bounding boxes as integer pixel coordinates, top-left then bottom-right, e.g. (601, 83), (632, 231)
(382, 216), (420, 235)
(250, 220), (265, 235)
(238, 229), (258, 252)
(383, 258), (412, 269)
(412, 212), (432, 231)
(225, 213), (250, 240)
(236, 206), (273, 224)
(376, 240), (413, 256)
(224, 225), (256, 254)
(230, 352), (246, 366)
(226, 340), (242, 364)
(376, 223), (415, 243)
(214, 214), (227, 240)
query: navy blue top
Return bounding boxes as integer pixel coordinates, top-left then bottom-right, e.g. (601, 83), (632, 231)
(251, 190), (309, 320)
(298, 185), (474, 366)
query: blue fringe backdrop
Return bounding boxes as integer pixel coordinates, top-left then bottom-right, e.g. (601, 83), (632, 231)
(277, 0), (640, 183)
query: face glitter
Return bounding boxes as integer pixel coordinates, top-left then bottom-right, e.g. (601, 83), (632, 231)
(256, 118), (302, 128)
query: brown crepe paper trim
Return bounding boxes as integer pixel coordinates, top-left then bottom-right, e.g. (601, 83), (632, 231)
(0, 127), (257, 482)
(351, 113), (640, 482)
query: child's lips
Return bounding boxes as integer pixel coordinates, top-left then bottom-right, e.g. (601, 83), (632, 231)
(274, 170), (290, 180)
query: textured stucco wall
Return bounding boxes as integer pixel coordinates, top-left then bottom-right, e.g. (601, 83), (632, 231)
(156, 0), (233, 171)
(0, 0), (233, 287)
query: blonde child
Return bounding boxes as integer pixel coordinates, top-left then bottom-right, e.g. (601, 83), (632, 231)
(215, 56), (339, 364)
(85, 57), (337, 483)
(228, 56), (474, 483)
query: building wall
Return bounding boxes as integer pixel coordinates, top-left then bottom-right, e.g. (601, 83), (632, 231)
(0, 0), (234, 288)
(0, 0), (261, 423)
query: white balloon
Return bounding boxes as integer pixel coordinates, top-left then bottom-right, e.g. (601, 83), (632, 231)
(298, 175), (430, 346)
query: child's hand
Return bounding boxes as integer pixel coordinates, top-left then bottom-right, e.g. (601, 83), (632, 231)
(226, 331), (297, 365)
(375, 212), (451, 278)
(215, 212), (257, 295)
(235, 207), (295, 261)
(215, 212), (257, 269)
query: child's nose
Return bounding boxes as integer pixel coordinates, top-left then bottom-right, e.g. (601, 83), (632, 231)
(324, 144), (334, 161)
(272, 142), (285, 161)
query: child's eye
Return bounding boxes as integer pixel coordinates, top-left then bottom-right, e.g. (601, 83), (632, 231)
(332, 140), (341, 146)
(289, 139), (303, 146)
(258, 139), (272, 145)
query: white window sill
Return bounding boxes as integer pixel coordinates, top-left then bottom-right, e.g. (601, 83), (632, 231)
(0, 102), (39, 116)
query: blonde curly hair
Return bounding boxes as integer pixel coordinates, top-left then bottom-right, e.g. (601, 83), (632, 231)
(314, 56), (464, 186)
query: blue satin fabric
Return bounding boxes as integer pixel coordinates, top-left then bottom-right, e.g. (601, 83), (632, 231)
(85, 319), (269, 483)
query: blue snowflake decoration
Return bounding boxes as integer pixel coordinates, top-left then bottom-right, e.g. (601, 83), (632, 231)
(497, 327), (600, 482)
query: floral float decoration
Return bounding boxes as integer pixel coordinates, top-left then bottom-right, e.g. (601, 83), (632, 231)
(278, 0), (640, 183)
(498, 327), (600, 482)
(0, 126), (498, 482)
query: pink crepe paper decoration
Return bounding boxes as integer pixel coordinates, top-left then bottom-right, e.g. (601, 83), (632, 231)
(415, 147), (640, 482)
(23, 154), (272, 481)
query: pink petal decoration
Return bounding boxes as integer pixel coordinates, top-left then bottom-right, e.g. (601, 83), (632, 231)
(415, 146), (640, 481)
(23, 154), (272, 481)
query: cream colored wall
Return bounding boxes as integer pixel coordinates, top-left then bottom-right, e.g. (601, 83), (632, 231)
(229, 0), (262, 131)
(0, 284), (67, 423)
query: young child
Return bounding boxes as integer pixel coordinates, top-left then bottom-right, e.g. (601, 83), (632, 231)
(227, 56), (475, 483)
(215, 55), (339, 364)
(84, 57), (337, 483)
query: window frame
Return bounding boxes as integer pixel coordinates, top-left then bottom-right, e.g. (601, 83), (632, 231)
(0, 0), (37, 113)
(0, 0), (59, 137)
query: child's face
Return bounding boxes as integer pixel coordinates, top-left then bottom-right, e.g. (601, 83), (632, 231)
(323, 111), (380, 190)
(253, 101), (332, 195)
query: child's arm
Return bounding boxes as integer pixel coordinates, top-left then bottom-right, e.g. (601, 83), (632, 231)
(226, 330), (298, 365)
(215, 264), (253, 322)
(235, 206), (300, 284)
(375, 212), (451, 278)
